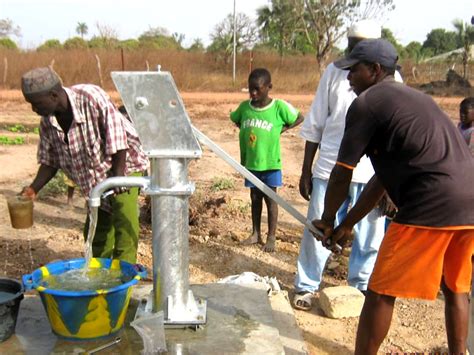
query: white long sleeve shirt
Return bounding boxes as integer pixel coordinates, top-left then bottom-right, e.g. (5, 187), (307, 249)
(300, 63), (402, 183)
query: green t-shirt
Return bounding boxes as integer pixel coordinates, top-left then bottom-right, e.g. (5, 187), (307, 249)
(230, 99), (299, 171)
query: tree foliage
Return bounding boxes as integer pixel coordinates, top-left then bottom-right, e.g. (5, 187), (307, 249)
(0, 37), (17, 49)
(0, 18), (21, 38)
(89, 22), (120, 48)
(88, 36), (119, 49)
(422, 28), (458, 56)
(404, 41), (423, 61)
(140, 26), (170, 38)
(296, 0), (395, 70)
(381, 28), (405, 58)
(257, 1), (306, 56)
(138, 27), (183, 50)
(188, 38), (205, 52)
(256, 0), (394, 70)
(119, 39), (140, 50)
(37, 39), (63, 51)
(208, 13), (258, 63)
(63, 37), (88, 50)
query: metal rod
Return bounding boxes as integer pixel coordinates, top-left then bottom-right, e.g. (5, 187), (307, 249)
(192, 126), (341, 250)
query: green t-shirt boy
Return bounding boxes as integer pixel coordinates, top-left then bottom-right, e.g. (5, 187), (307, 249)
(230, 99), (299, 171)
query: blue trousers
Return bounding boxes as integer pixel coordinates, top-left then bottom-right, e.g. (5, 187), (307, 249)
(295, 177), (385, 292)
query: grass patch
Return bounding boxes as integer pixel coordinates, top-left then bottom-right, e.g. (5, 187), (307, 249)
(40, 171), (68, 197)
(210, 177), (235, 192)
(0, 136), (25, 145)
(4, 124), (39, 134)
(227, 199), (250, 216)
(6, 124), (27, 133)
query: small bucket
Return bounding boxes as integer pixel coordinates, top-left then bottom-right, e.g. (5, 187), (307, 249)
(7, 196), (33, 229)
(0, 278), (24, 342)
(22, 258), (146, 340)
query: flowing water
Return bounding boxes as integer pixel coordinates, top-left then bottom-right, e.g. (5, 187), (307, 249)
(40, 268), (132, 291)
(39, 206), (134, 292)
(83, 207), (98, 271)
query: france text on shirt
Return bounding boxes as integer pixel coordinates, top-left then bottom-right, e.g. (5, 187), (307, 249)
(242, 119), (273, 131)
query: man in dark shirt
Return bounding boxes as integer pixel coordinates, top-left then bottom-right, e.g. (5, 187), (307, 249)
(311, 39), (474, 355)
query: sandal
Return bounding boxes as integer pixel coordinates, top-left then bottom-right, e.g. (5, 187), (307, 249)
(293, 291), (313, 311)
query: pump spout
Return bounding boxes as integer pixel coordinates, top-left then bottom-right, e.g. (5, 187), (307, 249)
(89, 176), (150, 208)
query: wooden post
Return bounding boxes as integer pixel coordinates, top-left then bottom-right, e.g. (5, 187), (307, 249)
(95, 54), (104, 87)
(146, 60), (150, 71)
(121, 48), (125, 71)
(3, 57), (7, 86)
(411, 66), (417, 82)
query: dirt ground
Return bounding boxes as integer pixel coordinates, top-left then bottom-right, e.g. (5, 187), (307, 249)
(0, 90), (464, 354)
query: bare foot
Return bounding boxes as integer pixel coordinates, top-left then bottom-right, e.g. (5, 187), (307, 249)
(262, 235), (276, 252)
(241, 232), (264, 246)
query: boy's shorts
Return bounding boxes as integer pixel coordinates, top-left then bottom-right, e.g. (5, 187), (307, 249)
(368, 222), (474, 300)
(245, 169), (282, 188)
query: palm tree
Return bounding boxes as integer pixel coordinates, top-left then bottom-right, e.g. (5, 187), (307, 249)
(76, 22), (88, 39)
(452, 19), (474, 79)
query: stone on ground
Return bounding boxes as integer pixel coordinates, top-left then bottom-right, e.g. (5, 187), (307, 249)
(319, 286), (365, 319)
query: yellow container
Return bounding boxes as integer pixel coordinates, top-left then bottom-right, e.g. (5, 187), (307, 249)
(7, 196), (33, 229)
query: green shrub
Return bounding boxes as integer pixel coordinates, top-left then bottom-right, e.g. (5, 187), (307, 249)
(227, 199), (250, 215)
(0, 136), (25, 145)
(5, 124), (39, 134)
(40, 171), (68, 196)
(37, 39), (62, 51)
(138, 35), (182, 50)
(119, 39), (140, 50)
(210, 177), (234, 192)
(5, 124), (26, 132)
(64, 37), (88, 50)
(0, 38), (17, 50)
(88, 36), (119, 49)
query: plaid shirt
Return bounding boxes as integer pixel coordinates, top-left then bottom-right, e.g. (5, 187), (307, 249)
(38, 84), (149, 209)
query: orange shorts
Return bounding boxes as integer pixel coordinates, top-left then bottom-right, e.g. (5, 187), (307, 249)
(368, 222), (474, 300)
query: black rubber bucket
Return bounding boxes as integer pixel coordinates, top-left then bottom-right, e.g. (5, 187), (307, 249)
(0, 278), (24, 342)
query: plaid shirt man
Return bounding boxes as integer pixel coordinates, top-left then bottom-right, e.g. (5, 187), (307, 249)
(37, 84), (148, 210)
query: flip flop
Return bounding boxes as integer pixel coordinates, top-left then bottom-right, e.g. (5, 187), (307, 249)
(293, 292), (313, 311)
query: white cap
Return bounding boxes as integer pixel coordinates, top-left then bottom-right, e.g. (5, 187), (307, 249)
(347, 20), (381, 39)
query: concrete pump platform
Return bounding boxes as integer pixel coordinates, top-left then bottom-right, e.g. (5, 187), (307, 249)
(0, 283), (307, 354)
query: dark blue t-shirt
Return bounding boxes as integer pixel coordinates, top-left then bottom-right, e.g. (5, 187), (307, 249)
(337, 77), (474, 227)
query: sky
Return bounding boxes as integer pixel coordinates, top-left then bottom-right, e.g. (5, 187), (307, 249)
(1, 0), (473, 49)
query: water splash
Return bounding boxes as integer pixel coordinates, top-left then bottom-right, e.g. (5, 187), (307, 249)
(83, 207), (98, 271)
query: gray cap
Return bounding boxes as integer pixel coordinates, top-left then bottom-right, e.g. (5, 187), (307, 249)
(21, 67), (62, 96)
(334, 38), (398, 70)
